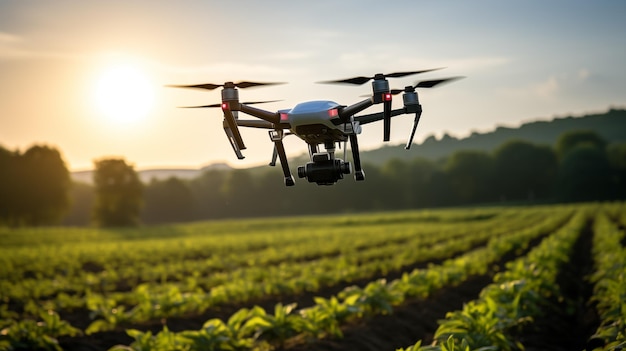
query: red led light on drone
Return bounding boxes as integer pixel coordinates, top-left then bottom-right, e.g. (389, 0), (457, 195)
(221, 102), (229, 110)
(280, 112), (289, 121)
(328, 109), (339, 117)
(383, 93), (392, 102)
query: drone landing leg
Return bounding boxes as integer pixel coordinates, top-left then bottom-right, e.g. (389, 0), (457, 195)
(273, 139), (295, 186)
(223, 119), (245, 159)
(269, 146), (278, 166)
(349, 134), (365, 181)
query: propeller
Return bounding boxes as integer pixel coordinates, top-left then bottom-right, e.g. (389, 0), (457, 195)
(178, 100), (282, 108)
(167, 81), (285, 91)
(317, 68), (443, 85)
(398, 77), (463, 149)
(390, 76), (465, 95)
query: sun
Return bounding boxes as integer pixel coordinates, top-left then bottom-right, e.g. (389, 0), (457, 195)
(93, 63), (155, 126)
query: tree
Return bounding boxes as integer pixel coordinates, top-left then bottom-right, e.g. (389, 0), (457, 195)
(142, 177), (195, 224)
(380, 158), (411, 209)
(62, 182), (95, 226)
(19, 145), (72, 225)
(93, 158), (143, 227)
(0, 144), (70, 226)
(0, 146), (17, 225)
(220, 169), (257, 216)
(555, 130), (607, 159)
(556, 144), (614, 202)
(407, 158), (445, 208)
(493, 140), (557, 202)
(606, 142), (626, 199)
(445, 150), (495, 205)
(188, 169), (229, 219)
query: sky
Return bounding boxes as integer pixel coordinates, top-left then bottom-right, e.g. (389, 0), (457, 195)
(1, 0), (625, 172)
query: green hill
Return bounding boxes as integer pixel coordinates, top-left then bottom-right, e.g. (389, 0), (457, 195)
(359, 108), (626, 166)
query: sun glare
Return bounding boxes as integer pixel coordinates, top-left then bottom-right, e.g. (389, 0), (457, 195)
(93, 64), (155, 126)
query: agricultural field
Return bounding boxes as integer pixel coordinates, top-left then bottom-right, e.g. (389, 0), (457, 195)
(1, 203), (625, 351)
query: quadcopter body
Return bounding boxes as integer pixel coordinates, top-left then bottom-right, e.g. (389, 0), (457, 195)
(170, 70), (462, 186)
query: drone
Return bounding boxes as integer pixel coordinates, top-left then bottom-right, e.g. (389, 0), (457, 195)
(169, 69), (462, 186)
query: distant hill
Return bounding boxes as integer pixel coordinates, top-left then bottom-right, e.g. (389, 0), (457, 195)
(71, 162), (231, 184)
(359, 108), (626, 166)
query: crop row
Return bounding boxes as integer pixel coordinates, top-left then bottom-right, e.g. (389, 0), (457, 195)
(587, 209), (626, 350)
(98, 206), (574, 351)
(2, 208), (525, 300)
(2, 209), (548, 328)
(399, 204), (624, 351)
(1, 208), (506, 280)
(83, 207), (568, 333)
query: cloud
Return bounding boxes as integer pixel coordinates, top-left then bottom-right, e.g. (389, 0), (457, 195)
(441, 56), (510, 72)
(156, 61), (290, 78)
(0, 31), (24, 58)
(0, 32), (20, 43)
(334, 52), (510, 75)
(577, 68), (590, 81)
(498, 68), (595, 101)
(262, 50), (314, 61)
(533, 76), (560, 98)
(0, 31), (84, 61)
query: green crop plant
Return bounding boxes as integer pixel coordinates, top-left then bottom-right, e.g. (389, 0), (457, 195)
(587, 210), (626, 350)
(241, 303), (308, 349)
(302, 295), (361, 338)
(419, 209), (587, 351)
(339, 278), (403, 317)
(0, 310), (80, 351)
(179, 308), (257, 351)
(109, 327), (189, 351)
(398, 336), (498, 351)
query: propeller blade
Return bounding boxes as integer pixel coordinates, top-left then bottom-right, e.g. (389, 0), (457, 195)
(179, 104), (222, 108)
(235, 81), (285, 89)
(385, 68), (444, 78)
(318, 68), (444, 86)
(167, 81), (285, 90)
(318, 76), (373, 85)
(178, 100), (281, 109)
(241, 100), (282, 105)
(414, 76), (464, 88)
(167, 83), (223, 90)
(389, 76), (465, 95)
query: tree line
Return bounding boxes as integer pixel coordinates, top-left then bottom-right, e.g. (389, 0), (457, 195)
(0, 145), (71, 226)
(2, 129), (625, 227)
(74, 129), (626, 226)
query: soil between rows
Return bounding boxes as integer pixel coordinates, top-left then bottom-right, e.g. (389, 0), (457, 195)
(517, 220), (599, 351)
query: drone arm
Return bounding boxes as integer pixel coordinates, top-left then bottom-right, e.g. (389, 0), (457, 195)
(236, 120), (276, 129)
(353, 108), (406, 125)
(338, 98), (374, 122)
(239, 103), (280, 124)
